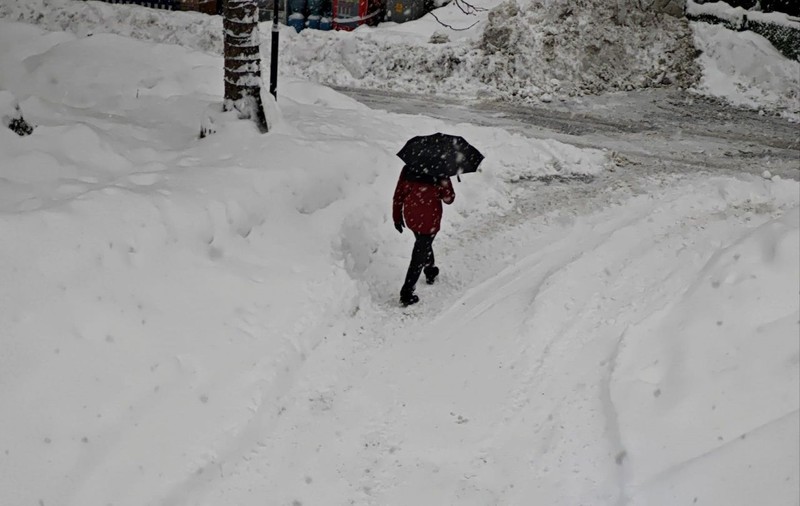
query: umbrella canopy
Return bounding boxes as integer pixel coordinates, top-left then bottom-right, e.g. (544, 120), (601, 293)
(397, 133), (484, 179)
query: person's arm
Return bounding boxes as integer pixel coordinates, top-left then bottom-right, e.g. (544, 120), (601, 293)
(392, 177), (407, 232)
(439, 177), (455, 205)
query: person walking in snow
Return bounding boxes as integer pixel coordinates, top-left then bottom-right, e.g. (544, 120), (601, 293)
(392, 165), (455, 306)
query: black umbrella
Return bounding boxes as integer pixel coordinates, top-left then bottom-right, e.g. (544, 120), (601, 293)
(397, 133), (484, 180)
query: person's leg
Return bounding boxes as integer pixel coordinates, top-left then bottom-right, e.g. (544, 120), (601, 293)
(423, 234), (439, 284)
(400, 233), (434, 304)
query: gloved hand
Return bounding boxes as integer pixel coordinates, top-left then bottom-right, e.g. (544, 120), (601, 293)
(394, 221), (405, 233)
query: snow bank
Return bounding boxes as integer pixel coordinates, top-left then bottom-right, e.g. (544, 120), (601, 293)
(612, 209), (800, 505)
(691, 21), (800, 117)
(0, 0), (699, 103)
(687, 0), (800, 65)
(0, 0), (224, 52)
(474, 0), (699, 99)
(688, 0), (800, 29)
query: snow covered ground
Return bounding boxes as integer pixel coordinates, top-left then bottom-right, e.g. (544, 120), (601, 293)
(1, 2), (799, 506)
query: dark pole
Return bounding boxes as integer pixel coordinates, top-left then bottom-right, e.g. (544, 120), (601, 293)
(269, 0), (279, 99)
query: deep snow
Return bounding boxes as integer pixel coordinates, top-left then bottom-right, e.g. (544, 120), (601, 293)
(3, 0), (797, 116)
(0, 1), (798, 506)
(691, 18), (799, 117)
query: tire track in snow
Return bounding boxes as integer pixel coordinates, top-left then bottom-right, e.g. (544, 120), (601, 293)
(432, 192), (678, 504)
(339, 173), (793, 504)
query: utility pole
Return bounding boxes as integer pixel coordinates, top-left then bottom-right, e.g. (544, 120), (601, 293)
(270, 0), (280, 99)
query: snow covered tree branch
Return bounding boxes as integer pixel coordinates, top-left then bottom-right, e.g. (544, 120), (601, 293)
(430, 0), (486, 31)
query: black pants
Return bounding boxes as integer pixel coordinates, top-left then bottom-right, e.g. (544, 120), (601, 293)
(401, 232), (435, 295)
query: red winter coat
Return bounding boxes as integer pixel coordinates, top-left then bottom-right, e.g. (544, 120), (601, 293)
(392, 167), (455, 235)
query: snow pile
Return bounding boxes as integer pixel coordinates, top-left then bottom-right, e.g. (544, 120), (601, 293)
(687, 0), (750, 27)
(285, 0), (701, 101)
(612, 208), (800, 505)
(685, 0), (800, 117)
(0, 0), (224, 53)
(691, 21), (800, 117)
(278, 28), (487, 95)
(474, 0), (700, 100)
(0, 0), (699, 103)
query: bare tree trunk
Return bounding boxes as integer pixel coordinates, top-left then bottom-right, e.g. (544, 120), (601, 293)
(224, 0), (268, 132)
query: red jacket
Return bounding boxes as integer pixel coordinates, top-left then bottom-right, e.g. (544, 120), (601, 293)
(392, 168), (455, 235)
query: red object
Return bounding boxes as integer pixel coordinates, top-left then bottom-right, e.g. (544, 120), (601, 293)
(332, 0), (382, 30)
(392, 169), (455, 235)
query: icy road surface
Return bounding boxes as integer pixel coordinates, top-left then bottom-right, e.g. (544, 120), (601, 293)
(341, 86), (800, 180)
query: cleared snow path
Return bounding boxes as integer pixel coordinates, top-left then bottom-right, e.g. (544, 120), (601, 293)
(182, 87), (800, 505)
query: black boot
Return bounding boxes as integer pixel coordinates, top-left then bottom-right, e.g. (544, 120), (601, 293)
(399, 287), (419, 307)
(424, 265), (439, 285)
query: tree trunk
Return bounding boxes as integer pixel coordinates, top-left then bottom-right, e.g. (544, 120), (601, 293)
(224, 0), (268, 132)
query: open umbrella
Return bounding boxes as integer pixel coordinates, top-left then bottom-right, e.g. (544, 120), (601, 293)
(397, 133), (484, 180)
